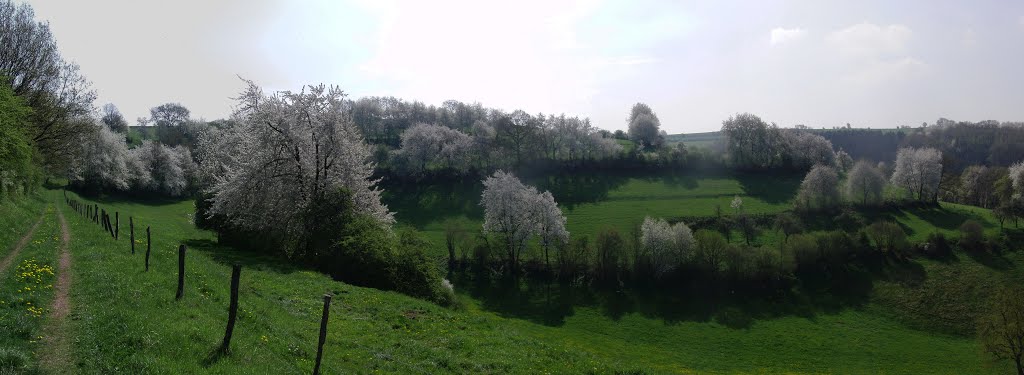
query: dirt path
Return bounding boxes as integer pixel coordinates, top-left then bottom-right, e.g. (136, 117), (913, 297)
(39, 206), (74, 373)
(0, 208), (46, 275)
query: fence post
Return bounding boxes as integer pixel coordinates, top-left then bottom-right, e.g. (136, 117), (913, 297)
(313, 294), (332, 375)
(130, 217), (135, 254)
(175, 244), (186, 300)
(220, 265), (242, 353)
(145, 226), (151, 271)
(115, 212), (119, 240)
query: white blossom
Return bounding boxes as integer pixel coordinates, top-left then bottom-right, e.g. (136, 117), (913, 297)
(796, 164), (841, 210)
(69, 123), (131, 191)
(203, 81), (393, 242)
(845, 160), (886, 205)
(890, 147), (943, 201)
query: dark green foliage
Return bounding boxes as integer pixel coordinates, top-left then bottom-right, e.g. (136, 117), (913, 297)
(785, 234), (819, 271)
(0, 79), (38, 199)
(197, 188), (450, 304)
(919, 232), (953, 258)
(773, 213), (803, 243)
(715, 216), (734, 243)
(737, 214), (758, 245)
(867, 221), (909, 257)
(694, 229), (728, 274)
(815, 231), (857, 266)
(594, 227), (624, 282)
(558, 236), (591, 283)
(833, 209), (865, 232)
(958, 220), (985, 253)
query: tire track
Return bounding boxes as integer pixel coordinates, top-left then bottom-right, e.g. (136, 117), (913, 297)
(39, 205), (74, 373)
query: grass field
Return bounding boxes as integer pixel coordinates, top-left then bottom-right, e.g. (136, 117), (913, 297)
(383, 170), (804, 256)
(0, 189), (1015, 373)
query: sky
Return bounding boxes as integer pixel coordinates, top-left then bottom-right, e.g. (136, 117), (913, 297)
(23, 0), (1024, 133)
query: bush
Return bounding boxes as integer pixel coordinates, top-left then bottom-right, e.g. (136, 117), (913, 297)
(784, 234), (819, 271)
(814, 231), (856, 266)
(594, 227), (625, 282)
(958, 220), (985, 253)
(986, 232), (1011, 254)
(867, 221), (909, 257)
(694, 230), (728, 274)
(200, 187), (452, 305)
(833, 209), (865, 232)
(723, 245), (755, 280)
(919, 232), (952, 258)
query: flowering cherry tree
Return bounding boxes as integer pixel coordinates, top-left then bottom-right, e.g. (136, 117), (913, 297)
(480, 170), (568, 272)
(203, 81), (393, 249)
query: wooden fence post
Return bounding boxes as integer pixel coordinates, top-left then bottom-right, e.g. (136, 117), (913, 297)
(145, 226), (151, 271)
(220, 265), (242, 353)
(130, 217), (135, 254)
(175, 244), (186, 300)
(94, 204), (98, 224)
(101, 210), (107, 231)
(313, 294), (332, 375)
(115, 212), (119, 240)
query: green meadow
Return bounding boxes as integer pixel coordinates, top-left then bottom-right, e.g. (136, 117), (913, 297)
(0, 172), (1018, 373)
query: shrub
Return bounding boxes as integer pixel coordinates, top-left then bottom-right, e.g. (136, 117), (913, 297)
(986, 232), (1011, 254)
(814, 231), (856, 266)
(694, 230), (728, 274)
(594, 227), (625, 282)
(752, 246), (790, 281)
(958, 220), (985, 253)
(867, 221), (909, 257)
(784, 234), (819, 271)
(833, 209), (865, 232)
(919, 232), (952, 258)
(723, 245), (755, 280)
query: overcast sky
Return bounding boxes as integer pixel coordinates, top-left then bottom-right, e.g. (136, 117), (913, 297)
(24, 0), (1024, 133)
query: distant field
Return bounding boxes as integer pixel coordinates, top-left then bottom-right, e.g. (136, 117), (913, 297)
(383, 170), (803, 255)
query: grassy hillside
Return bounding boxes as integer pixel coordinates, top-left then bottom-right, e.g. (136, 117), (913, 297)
(45, 190), (636, 374)
(1, 189), (1010, 373)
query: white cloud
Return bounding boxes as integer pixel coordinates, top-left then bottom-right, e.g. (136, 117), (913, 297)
(827, 23), (912, 58)
(770, 27), (806, 45)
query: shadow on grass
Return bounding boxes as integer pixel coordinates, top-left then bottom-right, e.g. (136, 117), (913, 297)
(912, 206), (994, 231)
(200, 346), (229, 367)
(962, 250), (1014, 270)
(183, 238), (299, 275)
(64, 186), (189, 207)
(453, 265), (876, 329)
(735, 171), (802, 205)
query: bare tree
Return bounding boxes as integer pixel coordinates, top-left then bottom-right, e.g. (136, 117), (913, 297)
(978, 286), (1024, 375)
(101, 103), (129, 133)
(1, 1), (96, 171)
